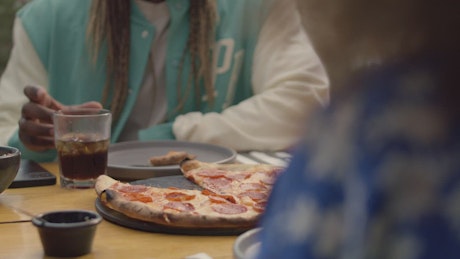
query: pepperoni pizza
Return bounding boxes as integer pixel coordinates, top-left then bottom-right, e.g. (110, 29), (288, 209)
(95, 159), (284, 230)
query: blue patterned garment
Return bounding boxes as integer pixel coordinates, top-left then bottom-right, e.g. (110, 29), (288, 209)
(256, 55), (460, 259)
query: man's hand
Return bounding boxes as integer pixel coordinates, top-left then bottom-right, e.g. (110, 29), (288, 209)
(19, 86), (103, 152)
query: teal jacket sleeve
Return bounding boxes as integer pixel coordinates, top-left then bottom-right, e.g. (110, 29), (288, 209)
(138, 122), (175, 141)
(7, 131), (57, 162)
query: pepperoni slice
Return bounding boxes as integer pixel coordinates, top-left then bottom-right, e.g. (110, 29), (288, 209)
(165, 192), (196, 201)
(123, 192), (153, 203)
(164, 202), (195, 212)
(239, 191), (268, 202)
(253, 201), (267, 213)
(211, 203), (248, 215)
(202, 190), (237, 204)
(202, 177), (232, 191)
(201, 189), (216, 196)
(208, 195), (230, 204)
(117, 184), (150, 193)
(226, 173), (251, 181)
(197, 169), (228, 178)
(239, 183), (267, 192)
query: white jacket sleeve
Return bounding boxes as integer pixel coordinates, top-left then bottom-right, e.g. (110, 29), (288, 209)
(172, 0), (329, 151)
(0, 17), (48, 145)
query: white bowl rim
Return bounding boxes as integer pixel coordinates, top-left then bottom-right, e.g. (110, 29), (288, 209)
(233, 227), (262, 259)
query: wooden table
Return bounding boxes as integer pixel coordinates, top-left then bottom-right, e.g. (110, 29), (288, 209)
(0, 163), (237, 259)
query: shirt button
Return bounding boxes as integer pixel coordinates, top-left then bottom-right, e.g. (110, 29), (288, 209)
(141, 30), (149, 38)
(175, 3), (182, 9)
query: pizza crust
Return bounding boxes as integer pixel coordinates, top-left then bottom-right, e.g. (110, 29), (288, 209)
(95, 175), (118, 195)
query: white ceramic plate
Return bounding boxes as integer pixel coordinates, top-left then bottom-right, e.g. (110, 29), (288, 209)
(233, 227), (262, 259)
(106, 140), (236, 181)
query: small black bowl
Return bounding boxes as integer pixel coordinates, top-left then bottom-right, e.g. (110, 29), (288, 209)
(32, 210), (102, 257)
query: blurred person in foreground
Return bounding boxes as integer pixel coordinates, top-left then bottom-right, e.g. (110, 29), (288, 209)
(0, 0), (328, 162)
(256, 0), (460, 258)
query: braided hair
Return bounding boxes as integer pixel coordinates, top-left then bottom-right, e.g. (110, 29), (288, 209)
(87, 0), (216, 122)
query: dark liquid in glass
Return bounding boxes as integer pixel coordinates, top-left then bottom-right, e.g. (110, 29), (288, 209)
(56, 139), (109, 180)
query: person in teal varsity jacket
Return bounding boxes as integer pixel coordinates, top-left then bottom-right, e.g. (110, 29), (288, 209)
(0, 0), (329, 162)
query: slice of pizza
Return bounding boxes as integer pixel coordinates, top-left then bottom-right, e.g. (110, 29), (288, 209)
(149, 151), (196, 166)
(95, 175), (259, 229)
(179, 159), (285, 213)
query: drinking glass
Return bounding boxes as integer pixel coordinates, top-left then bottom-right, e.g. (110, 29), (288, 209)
(54, 108), (111, 189)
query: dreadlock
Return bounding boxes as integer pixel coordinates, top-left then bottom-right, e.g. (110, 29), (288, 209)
(87, 0), (216, 122)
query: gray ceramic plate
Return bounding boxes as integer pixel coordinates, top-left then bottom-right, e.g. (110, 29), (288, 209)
(107, 140), (236, 181)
